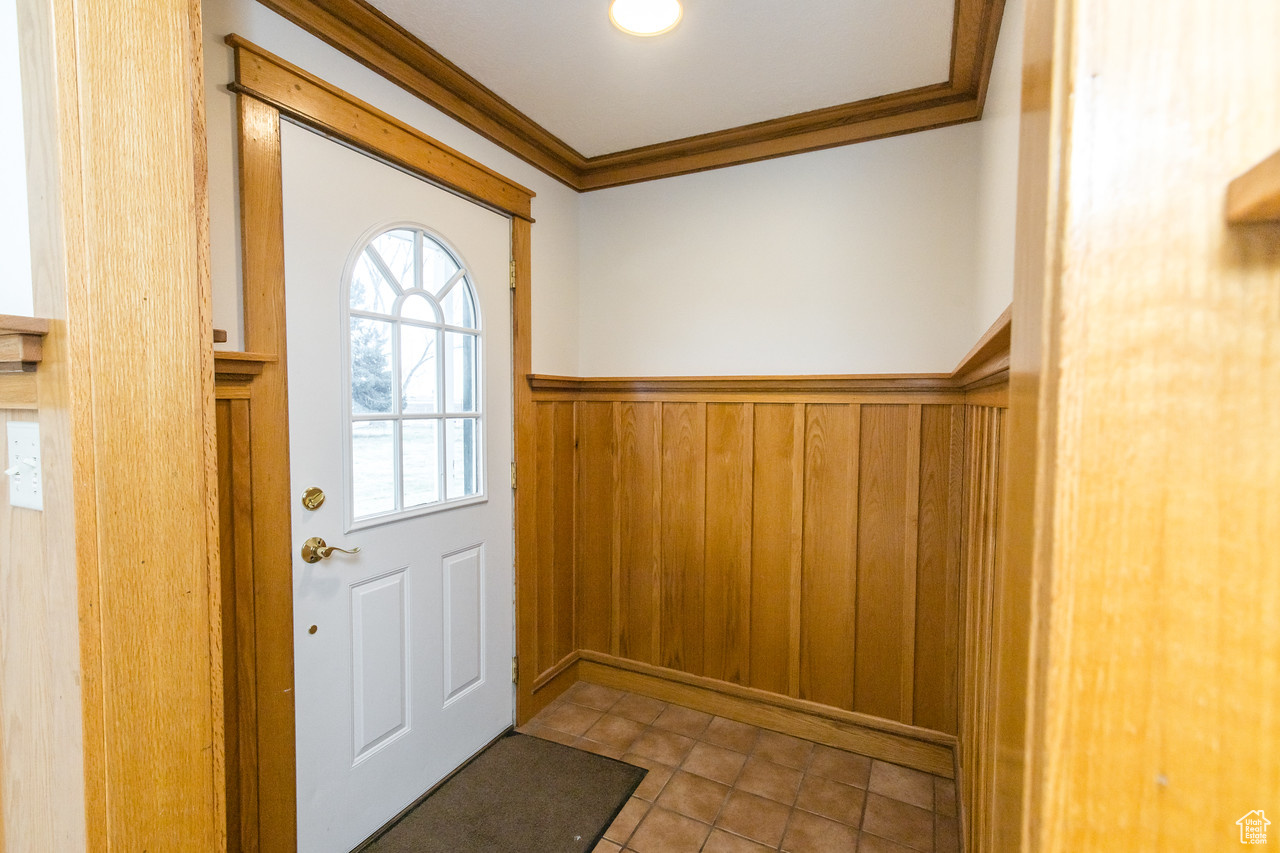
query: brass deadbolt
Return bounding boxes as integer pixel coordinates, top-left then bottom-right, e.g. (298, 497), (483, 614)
(301, 486), (326, 511)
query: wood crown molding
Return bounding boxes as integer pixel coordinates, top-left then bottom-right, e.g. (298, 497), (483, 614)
(252, 0), (1006, 191)
(530, 305), (1012, 396)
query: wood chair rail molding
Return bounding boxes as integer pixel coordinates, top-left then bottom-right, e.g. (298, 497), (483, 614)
(0, 315), (50, 410)
(214, 350), (278, 383)
(251, 0), (1006, 191)
(1227, 147), (1280, 223)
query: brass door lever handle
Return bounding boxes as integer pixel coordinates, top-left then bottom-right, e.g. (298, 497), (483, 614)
(301, 536), (362, 564)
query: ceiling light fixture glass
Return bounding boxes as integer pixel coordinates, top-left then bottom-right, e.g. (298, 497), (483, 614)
(609, 0), (683, 37)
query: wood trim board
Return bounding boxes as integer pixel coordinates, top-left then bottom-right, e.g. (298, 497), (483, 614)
(251, 0), (1006, 190)
(228, 36), (534, 220)
(1227, 147), (1280, 223)
(0, 315), (51, 335)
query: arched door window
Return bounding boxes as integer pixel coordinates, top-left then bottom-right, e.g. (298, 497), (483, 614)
(345, 226), (483, 523)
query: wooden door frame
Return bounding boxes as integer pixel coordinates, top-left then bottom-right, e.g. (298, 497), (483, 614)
(226, 36), (535, 849)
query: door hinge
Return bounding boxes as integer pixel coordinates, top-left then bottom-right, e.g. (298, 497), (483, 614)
(512, 656), (519, 683)
(509, 259), (516, 289)
(511, 462), (517, 489)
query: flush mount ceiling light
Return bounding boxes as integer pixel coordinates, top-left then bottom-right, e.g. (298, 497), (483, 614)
(609, 0), (683, 37)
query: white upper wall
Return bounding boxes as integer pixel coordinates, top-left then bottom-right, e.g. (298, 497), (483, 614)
(203, 0), (581, 375)
(578, 128), (982, 376)
(0, 0), (33, 317)
(972, 0), (1024, 333)
(204, 0), (1023, 378)
(577, 0), (1024, 376)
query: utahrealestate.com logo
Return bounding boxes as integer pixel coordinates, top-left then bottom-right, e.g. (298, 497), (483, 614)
(1238, 811), (1271, 845)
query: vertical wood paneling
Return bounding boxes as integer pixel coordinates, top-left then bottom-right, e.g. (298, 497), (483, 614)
(901, 406), (921, 719)
(913, 405), (964, 734)
(960, 404), (1006, 852)
(575, 402), (615, 654)
(703, 403), (752, 685)
(535, 386), (981, 740)
(854, 405), (911, 721)
(216, 396), (259, 853)
(534, 404), (557, 673)
(799, 404), (859, 711)
(659, 403), (705, 673)
(750, 404), (797, 696)
(618, 402), (660, 664)
(788, 406), (806, 698)
(551, 403), (576, 664)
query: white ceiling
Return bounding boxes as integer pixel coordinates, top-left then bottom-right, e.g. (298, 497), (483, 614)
(364, 0), (956, 158)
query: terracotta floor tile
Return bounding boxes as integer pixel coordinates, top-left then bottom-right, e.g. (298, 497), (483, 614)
(655, 770), (731, 823)
(585, 713), (649, 752)
(611, 693), (668, 725)
(702, 716), (761, 754)
(794, 774), (866, 825)
(652, 704), (714, 738)
(626, 758), (675, 801)
(538, 701), (605, 737)
(592, 840), (622, 853)
(574, 736), (626, 760)
(626, 806), (711, 853)
(861, 793), (934, 852)
(808, 745), (872, 788)
(604, 797), (649, 845)
(934, 778), (957, 818)
(868, 761), (935, 810)
(935, 814), (959, 853)
(530, 726), (580, 747)
(780, 808), (860, 853)
(714, 790), (792, 848)
(858, 832), (919, 853)
(736, 755), (803, 805)
(682, 741), (749, 785)
(702, 828), (776, 852)
(566, 681), (626, 711)
(629, 728), (696, 766)
(753, 730), (814, 771)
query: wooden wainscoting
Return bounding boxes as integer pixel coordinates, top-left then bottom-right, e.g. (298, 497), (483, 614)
(516, 309), (1011, 778)
(214, 351), (283, 853)
(957, 397), (1007, 850)
(528, 391), (968, 740)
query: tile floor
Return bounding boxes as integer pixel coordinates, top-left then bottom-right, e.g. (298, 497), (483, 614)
(517, 682), (959, 853)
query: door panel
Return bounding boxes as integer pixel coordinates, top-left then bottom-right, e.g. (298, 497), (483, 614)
(280, 120), (513, 853)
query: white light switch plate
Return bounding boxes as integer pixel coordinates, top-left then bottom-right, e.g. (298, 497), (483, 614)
(6, 421), (42, 511)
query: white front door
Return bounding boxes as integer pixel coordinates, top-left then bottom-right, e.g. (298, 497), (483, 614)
(280, 120), (514, 853)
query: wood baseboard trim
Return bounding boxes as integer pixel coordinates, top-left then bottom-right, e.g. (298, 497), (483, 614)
(531, 651), (580, 692)
(519, 657), (580, 727)
(575, 652), (956, 778)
